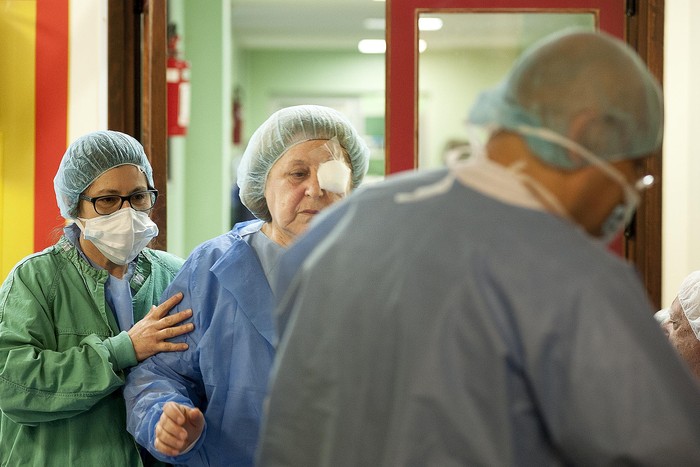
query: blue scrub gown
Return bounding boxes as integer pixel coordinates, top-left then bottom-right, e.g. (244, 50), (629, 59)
(125, 219), (278, 467)
(258, 167), (700, 466)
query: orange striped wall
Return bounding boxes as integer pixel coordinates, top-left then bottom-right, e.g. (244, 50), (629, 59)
(35, 0), (69, 249)
(0, 0), (68, 279)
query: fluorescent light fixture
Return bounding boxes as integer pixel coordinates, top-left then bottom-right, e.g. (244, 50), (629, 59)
(358, 39), (428, 54)
(363, 18), (386, 30)
(418, 17), (443, 31)
(358, 39), (386, 54)
(362, 17), (442, 32)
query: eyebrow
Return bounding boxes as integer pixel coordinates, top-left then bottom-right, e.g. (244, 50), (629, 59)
(89, 186), (148, 196)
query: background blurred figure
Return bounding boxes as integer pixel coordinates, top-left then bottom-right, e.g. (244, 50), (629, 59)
(230, 152), (257, 228)
(656, 271), (700, 377)
(230, 184), (257, 227)
(125, 105), (369, 466)
(257, 31), (700, 466)
(0, 130), (192, 466)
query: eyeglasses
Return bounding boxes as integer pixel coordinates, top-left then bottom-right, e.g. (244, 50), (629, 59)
(79, 189), (158, 215)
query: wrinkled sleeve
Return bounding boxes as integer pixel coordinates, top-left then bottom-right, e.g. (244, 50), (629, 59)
(124, 255), (207, 464)
(0, 268), (127, 425)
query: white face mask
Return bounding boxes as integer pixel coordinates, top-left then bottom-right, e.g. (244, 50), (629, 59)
(77, 208), (159, 265)
(514, 125), (653, 244)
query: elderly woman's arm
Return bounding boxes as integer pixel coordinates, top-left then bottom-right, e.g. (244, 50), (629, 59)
(124, 250), (209, 464)
(128, 292), (193, 361)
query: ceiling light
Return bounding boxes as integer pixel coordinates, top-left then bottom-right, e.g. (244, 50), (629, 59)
(358, 39), (386, 54)
(418, 17), (443, 31)
(362, 17), (442, 32)
(357, 39), (428, 54)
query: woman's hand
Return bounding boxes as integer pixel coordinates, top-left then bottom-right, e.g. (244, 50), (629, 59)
(154, 401), (205, 456)
(128, 292), (194, 362)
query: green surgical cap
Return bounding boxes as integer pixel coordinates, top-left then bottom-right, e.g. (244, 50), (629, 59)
(469, 29), (663, 168)
(54, 130), (154, 219)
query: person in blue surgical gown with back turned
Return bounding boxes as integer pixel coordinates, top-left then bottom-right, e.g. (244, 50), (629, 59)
(257, 30), (700, 466)
(124, 105), (369, 467)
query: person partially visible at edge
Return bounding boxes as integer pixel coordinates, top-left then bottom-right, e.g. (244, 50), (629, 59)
(0, 130), (194, 466)
(656, 271), (700, 378)
(124, 105), (370, 466)
(256, 30), (700, 466)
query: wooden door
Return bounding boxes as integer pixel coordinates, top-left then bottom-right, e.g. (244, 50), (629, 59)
(108, 0), (168, 250)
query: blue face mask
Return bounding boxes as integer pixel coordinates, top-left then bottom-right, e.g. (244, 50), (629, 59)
(512, 125), (653, 244)
(599, 204), (629, 243)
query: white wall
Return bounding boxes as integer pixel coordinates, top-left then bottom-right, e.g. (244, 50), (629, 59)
(68, 0), (107, 140)
(662, 0), (700, 306)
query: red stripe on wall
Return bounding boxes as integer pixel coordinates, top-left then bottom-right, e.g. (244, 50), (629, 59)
(34, 0), (69, 250)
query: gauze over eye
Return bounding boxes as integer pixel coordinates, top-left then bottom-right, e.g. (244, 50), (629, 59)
(316, 137), (351, 194)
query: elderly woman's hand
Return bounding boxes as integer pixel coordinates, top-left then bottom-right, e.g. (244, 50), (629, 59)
(154, 401), (205, 456)
(128, 292), (194, 362)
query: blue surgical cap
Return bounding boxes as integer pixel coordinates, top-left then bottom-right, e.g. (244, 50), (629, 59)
(237, 105), (370, 222)
(54, 130), (154, 219)
(468, 29), (663, 168)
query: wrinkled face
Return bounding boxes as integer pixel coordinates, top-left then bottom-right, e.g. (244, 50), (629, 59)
(263, 140), (351, 247)
(667, 298), (700, 378)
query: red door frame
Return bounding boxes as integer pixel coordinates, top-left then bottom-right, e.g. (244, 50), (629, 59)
(386, 0), (625, 174)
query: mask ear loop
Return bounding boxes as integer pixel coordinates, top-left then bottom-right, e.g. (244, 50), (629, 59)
(516, 126), (640, 202)
(515, 124), (643, 239)
(456, 124), (573, 219)
(514, 125), (630, 185)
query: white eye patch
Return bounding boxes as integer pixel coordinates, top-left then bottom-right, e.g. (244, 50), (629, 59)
(318, 160), (351, 193)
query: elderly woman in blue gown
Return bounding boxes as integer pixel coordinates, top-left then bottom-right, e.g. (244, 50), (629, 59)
(124, 105), (370, 466)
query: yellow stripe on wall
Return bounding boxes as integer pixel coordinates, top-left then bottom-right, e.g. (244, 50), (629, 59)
(0, 131), (3, 276)
(0, 1), (37, 280)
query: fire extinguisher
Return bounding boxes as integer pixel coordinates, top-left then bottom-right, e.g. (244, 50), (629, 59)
(167, 24), (191, 136)
(232, 86), (243, 145)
